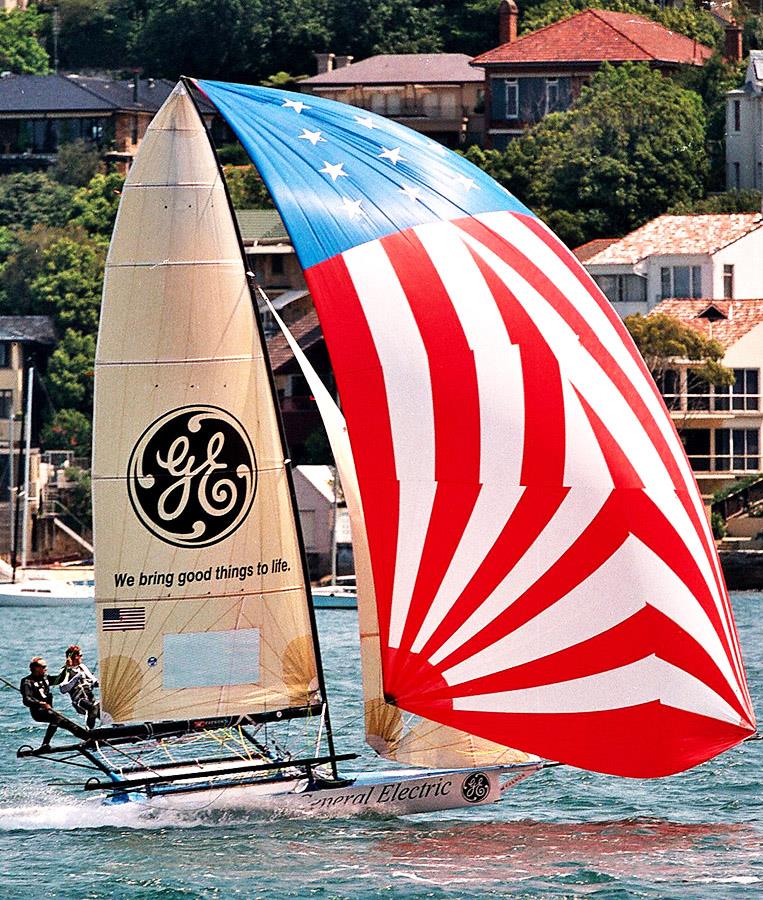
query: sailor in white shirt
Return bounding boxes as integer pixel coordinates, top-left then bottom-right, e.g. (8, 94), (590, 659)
(60, 645), (100, 728)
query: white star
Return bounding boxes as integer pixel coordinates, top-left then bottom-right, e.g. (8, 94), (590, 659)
(282, 98), (310, 114)
(340, 197), (363, 220)
(454, 173), (477, 191)
(319, 161), (349, 182)
(379, 146), (405, 165)
(299, 128), (326, 146)
(400, 185), (422, 202)
(354, 116), (375, 129)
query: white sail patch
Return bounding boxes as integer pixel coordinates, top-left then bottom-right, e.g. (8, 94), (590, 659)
(441, 534), (743, 706)
(452, 656), (742, 725)
(163, 629), (260, 688)
(343, 241), (436, 649)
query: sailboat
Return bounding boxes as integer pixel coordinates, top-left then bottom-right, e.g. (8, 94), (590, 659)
(17, 79), (754, 813)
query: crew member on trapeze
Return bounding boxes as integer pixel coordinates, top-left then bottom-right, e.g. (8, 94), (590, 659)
(20, 656), (90, 750)
(60, 645), (101, 728)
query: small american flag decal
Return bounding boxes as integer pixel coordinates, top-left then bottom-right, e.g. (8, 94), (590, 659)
(103, 607), (146, 631)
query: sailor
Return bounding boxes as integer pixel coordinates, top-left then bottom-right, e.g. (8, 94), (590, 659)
(19, 657), (89, 749)
(60, 645), (100, 729)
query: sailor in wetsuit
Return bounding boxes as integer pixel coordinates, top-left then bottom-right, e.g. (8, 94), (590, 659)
(20, 657), (89, 750)
(59, 645), (100, 729)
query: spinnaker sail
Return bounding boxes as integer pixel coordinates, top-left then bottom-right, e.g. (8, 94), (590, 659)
(197, 79), (755, 777)
(93, 84), (321, 725)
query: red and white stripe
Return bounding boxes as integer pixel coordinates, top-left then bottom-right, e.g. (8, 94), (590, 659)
(305, 210), (755, 777)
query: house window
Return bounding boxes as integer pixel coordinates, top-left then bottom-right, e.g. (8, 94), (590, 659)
(686, 371), (711, 411)
(660, 265), (702, 299)
(715, 369), (760, 412)
(715, 428), (760, 471)
(656, 368), (681, 410)
(131, 115), (139, 144)
(545, 78), (559, 113)
(592, 274), (647, 304)
(680, 428), (710, 472)
(0, 389), (11, 418)
(733, 100), (741, 132)
(734, 161), (741, 190)
(723, 264), (734, 299)
(271, 255), (284, 276)
(505, 80), (518, 118)
(0, 342), (10, 368)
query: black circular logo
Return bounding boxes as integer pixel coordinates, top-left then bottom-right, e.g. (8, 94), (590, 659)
(127, 405), (257, 548)
(461, 772), (491, 804)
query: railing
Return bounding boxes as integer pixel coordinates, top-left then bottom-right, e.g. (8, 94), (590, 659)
(686, 454), (760, 474)
(712, 476), (763, 519)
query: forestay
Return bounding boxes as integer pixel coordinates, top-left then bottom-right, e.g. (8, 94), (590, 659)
(94, 84), (319, 724)
(198, 80), (755, 777)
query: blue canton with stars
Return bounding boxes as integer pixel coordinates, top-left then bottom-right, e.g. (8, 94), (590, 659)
(198, 80), (533, 271)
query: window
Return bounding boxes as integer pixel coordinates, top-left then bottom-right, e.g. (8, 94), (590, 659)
(0, 389), (11, 418)
(505, 80), (518, 118)
(715, 369), (759, 412)
(660, 265), (702, 299)
(680, 429), (710, 472)
(656, 369), (681, 410)
(733, 100), (741, 132)
(271, 255), (284, 276)
(0, 342), (9, 368)
(686, 371), (711, 411)
(592, 274), (646, 304)
(715, 428), (759, 471)
(545, 78), (559, 113)
(734, 161), (741, 190)
(723, 264), (734, 299)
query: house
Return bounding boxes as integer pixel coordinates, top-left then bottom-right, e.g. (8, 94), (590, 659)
(577, 214), (763, 316)
(726, 50), (763, 191)
(647, 299), (763, 494)
(0, 74), (178, 173)
(471, 4), (714, 149)
(293, 464), (352, 579)
(301, 53), (484, 147)
(235, 208), (312, 336)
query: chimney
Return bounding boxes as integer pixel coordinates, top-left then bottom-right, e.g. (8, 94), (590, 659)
(132, 71), (139, 102)
(314, 53), (335, 75)
(334, 55), (354, 70)
(724, 23), (743, 64)
(498, 0), (518, 45)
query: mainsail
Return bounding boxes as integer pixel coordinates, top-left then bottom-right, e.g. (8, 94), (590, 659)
(197, 79), (755, 777)
(93, 84), (320, 725)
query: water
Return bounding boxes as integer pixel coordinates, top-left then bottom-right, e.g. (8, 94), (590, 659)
(0, 596), (760, 898)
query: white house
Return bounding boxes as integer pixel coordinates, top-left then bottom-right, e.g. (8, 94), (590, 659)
(293, 465), (352, 579)
(648, 298), (763, 495)
(726, 50), (763, 190)
(577, 214), (763, 317)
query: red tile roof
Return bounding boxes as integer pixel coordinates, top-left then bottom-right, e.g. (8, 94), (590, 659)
(266, 309), (323, 372)
(650, 299), (763, 349)
(583, 214), (763, 265)
(573, 237), (619, 262)
(305, 54), (482, 85)
(472, 9), (713, 67)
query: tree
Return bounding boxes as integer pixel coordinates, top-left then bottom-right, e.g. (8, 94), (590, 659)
(668, 189), (762, 216)
(51, 139), (103, 187)
(0, 173), (75, 230)
(68, 172), (124, 238)
(0, 225), (70, 316)
(29, 236), (106, 333)
(495, 64), (708, 246)
(0, 8), (49, 74)
(45, 328), (96, 412)
(624, 312), (733, 389)
(224, 165), (274, 209)
(40, 409), (92, 452)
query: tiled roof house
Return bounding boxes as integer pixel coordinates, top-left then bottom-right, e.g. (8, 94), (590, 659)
(471, 5), (714, 148)
(301, 53), (484, 147)
(577, 213), (763, 316)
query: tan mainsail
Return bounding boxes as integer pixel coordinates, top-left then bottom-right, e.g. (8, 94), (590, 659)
(94, 84), (318, 724)
(263, 297), (533, 768)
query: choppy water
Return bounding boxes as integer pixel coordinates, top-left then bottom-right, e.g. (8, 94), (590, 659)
(0, 596), (760, 898)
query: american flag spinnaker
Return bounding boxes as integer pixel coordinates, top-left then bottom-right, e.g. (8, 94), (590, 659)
(198, 80), (755, 777)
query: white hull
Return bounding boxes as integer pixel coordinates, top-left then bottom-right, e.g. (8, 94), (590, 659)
(311, 588), (357, 610)
(0, 578), (94, 607)
(130, 764), (542, 816)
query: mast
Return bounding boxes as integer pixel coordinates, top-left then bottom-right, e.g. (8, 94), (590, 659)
(20, 366), (33, 568)
(182, 77), (339, 774)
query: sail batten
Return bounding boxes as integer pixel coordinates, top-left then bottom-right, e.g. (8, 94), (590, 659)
(199, 79), (755, 776)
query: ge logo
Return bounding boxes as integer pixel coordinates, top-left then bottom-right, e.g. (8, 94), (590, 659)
(461, 772), (490, 804)
(127, 405), (257, 548)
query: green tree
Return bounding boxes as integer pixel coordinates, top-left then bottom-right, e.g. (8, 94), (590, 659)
(327, 0), (443, 60)
(40, 409), (92, 452)
(69, 171), (124, 238)
(224, 165), (274, 208)
(0, 173), (75, 230)
(52, 0), (134, 71)
(668, 189), (762, 216)
(624, 312), (733, 388)
(0, 8), (49, 74)
(0, 225), (69, 316)
(45, 328), (95, 412)
(51, 139), (103, 187)
(29, 236), (106, 333)
(495, 64), (708, 246)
